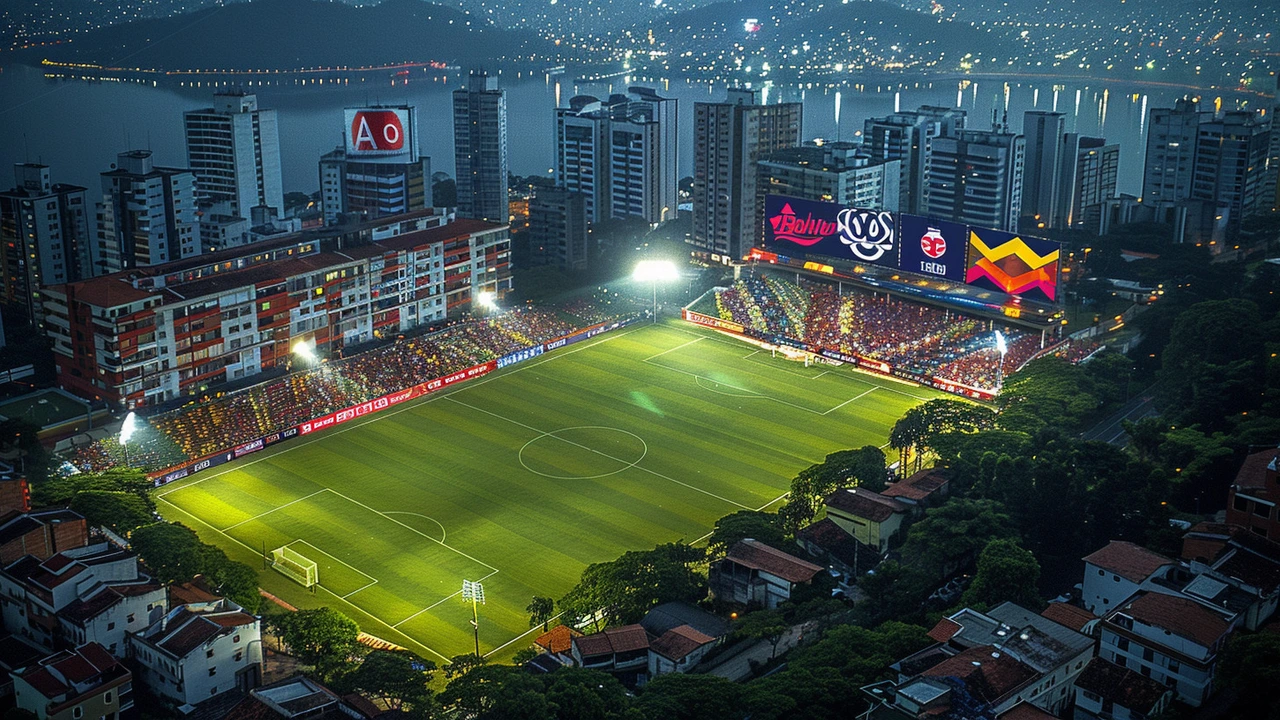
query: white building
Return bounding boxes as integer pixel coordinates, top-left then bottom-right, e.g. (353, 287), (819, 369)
(1056, 135), (1119, 229)
(555, 88), (677, 225)
(1080, 540), (1176, 616)
(183, 91), (284, 221)
(1143, 98), (1209, 204)
(1100, 591), (1237, 707)
(1073, 657), (1173, 720)
(128, 598), (262, 707)
(924, 128), (1025, 232)
(93, 151), (199, 273)
(709, 539), (824, 609)
(862, 107), (966, 215)
(692, 89), (802, 260)
(758, 142), (901, 214)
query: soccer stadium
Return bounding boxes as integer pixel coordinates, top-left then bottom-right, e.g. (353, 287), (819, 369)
(61, 240), (1092, 663)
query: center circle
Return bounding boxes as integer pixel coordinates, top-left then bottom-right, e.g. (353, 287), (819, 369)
(518, 426), (648, 480)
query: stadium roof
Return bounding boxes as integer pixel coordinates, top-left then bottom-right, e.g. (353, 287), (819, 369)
(1082, 541), (1174, 583)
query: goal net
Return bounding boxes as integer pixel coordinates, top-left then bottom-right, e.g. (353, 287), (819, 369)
(271, 545), (319, 588)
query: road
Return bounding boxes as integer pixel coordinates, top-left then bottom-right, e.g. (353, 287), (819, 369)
(703, 622), (814, 682)
(1080, 384), (1161, 446)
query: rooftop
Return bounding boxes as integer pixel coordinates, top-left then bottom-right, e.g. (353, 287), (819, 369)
(1039, 602), (1094, 633)
(725, 539), (824, 584)
(1233, 448), (1279, 491)
(1073, 657), (1170, 713)
(573, 624), (650, 657)
(640, 601), (730, 639)
(1114, 592), (1233, 648)
(920, 645), (1038, 706)
(1083, 540), (1174, 583)
(533, 625), (581, 655)
(881, 468), (952, 502)
(824, 487), (907, 523)
(649, 625), (716, 662)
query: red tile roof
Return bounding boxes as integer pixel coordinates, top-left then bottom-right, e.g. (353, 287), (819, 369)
(882, 468), (951, 501)
(998, 702), (1058, 720)
(824, 488), (907, 522)
(573, 625), (650, 657)
(1118, 593), (1232, 647)
(534, 625), (582, 655)
(650, 625), (715, 662)
(1039, 603), (1094, 633)
(1083, 541), (1173, 583)
(60, 278), (156, 309)
(921, 645), (1038, 705)
(1234, 448), (1279, 491)
(1073, 657), (1171, 713)
(927, 617), (963, 643)
(725, 539), (824, 584)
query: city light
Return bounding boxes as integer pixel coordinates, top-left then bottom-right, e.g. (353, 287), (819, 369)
(119, 412), (137, 445)
(292, 340), (317, 363)
(633, 260), (679, 283)
(995, 330), (1008, 356)
(476, 291), (499, 311)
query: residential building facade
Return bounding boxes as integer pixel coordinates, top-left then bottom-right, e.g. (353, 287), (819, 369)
(759, 142), (901, 214)
(691, 89), (802, 260)
(0, 164), (92, 327)
(11, 642), (132, 720)
(1021, 111), (1066, 227)
(128, 598), (262, 706)
(93, 151), (199, 275)
(183, 91), (284, 221)
(1056, 135), (1119, 229)
(708, 539), (823, 609)
(528, 187), (589, 269)
(863, 107), (966, 215)
(924, 129), (1025, 232)
(452, 71), (509, 224)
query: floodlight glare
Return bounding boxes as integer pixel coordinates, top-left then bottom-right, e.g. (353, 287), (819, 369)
(476, 291), (498, 311)
(119, 412), (137, 445)
(292, 340), (316, 362)
(633, 260), (679, 283)
(994, 331), (1008, 356)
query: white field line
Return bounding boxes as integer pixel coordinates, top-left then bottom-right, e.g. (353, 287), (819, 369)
(324, 488), (499, 573)
(822, 387), (877, 416)
(643, 336), (703, 361)
(286, 537), (379, 588)
(220, 490), (328, 532)
(392, 569), (499, 629)
(445, 396), (752, 511)
(485, 610), (567, 658)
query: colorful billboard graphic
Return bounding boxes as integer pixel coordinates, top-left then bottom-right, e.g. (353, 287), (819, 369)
(343, 107), (416, 164)
(763, 195), (897, 268)
(897, 215), (969, 282)
(965, 229), (1061, 302)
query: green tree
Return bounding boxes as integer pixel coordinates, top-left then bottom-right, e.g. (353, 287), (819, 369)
(902, 499), (1014, 579)
(1216, 632), (1280, 719)
(558, 543), (705, 628)
(856, 561), (931, 623)
(635, 673), (742, 720)
(208, 559), (262, 615)
(34, 468), (154, 509)
(130, 522), (206, 584)
(273, 608), (363, 681)
(961, 538), (1041, 609)
(342, 650), (436, 717)
(438, 663), (545, 719)
(779, 447), (887, 533)
(736, 609), (789, 660)
(69, 490), (153, 534)
(443, 653), (487, 679)
(706, 511), (788, 558)
(1156, 299), (1265, 429)
(527, 596), (555, 632)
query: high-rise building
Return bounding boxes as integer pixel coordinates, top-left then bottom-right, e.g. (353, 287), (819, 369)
(758, 142), (900, 211)
(1056, 135), (1119, 230)
(0, 164), (92, 326)
(453, 71), (509, 223)
(1142, 99), (1210, 204)
(692, 89), (802, 260)
(528, 187), (589, 269)
(93, 151), (199, 274)
(924, 129), (1025, 232)
(1021, 111), (1066, 227)
(554, 87), (677, 225)
(862, 106), (966, 214)
(1192, 110), (1272, 235)
(183, 91), (284, 220)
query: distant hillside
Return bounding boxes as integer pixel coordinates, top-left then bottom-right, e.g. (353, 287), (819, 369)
(631, 0), (1007, 78)
(19, 0), (554, 70)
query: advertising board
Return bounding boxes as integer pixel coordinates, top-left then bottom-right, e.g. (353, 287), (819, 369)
(965, 228), (1061, 302)
(343, 107), (416, 164)
(763, 195), (897, 268)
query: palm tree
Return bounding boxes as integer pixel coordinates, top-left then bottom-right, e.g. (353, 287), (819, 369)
(527, 596), (555, 632)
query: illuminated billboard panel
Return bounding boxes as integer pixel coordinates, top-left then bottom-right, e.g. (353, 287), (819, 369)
(763, 195), (897, 268)
(897, 215), (969, 282)
(965, 228), (1061, 302)
(343, 107), (416, 164)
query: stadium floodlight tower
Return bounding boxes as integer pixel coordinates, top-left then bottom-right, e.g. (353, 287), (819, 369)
(462, 579), (485, 657)
(476, 291), (499, 316)
(291, 339), (317, 368)
(118, 412), (137, 468)
(995, 331), (1009, 391)
(633, 260), (680, 323)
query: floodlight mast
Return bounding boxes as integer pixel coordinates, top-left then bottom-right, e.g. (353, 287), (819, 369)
(995, 331), (1009, 391)
(462, 580), (485, 657)
(118, 412), (137, 467)
(633, 260), (679, 324)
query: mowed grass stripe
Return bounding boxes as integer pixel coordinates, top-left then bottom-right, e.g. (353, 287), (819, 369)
(158, 319), (946, 659)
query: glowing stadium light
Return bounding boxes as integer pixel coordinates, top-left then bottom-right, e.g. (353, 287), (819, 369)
(462, 579), (485, 656)
(634, 260), (680, 324)
(994, 331), (1008, 356)
(119, 412), (137, 445)
(476, 291), (499, 312)
(292, 339), (317, 363)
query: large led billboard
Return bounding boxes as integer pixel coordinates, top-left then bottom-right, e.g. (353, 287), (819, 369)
(343, 107), (416, 164)
(965, 228), (1061, 302)
(897, 215), (969, 282)
(763, 195), (897, 267)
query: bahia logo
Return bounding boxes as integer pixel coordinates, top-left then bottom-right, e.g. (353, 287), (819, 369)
(920, 227), (947, 259)
(769, 202), (838, 246)
(350, 110), (405, 153)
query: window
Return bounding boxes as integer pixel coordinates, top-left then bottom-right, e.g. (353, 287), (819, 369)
(127, 614), (135, 623)
(1143, 648), (1155, 662)
(208, 667), (217, 676)
(234, 651), (243, 662)
(233, 634), (240, 643)
(1234, 495), (1250, 512)
(1168, 660), (1180, 674)
(73, 708), (83, 719)
(1117, 638), (1129, 652)
(107, 622), (115, 631)
(207, 649), (215, 658)
(105, 691), (113, 704)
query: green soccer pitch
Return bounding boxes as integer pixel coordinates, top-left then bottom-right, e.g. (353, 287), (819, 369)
(154, 319), (945, 662)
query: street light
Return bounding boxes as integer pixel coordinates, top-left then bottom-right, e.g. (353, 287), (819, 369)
(994, 331), (1008, 391)
(119, 411), (137, 468)
(633, 260), (680, 323)
(461, 580), (485, 657)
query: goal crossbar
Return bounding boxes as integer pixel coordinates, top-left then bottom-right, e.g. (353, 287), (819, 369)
(271, 545), (319, 588)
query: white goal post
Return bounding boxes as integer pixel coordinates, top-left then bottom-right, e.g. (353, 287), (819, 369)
(271, 545), (319, 588)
